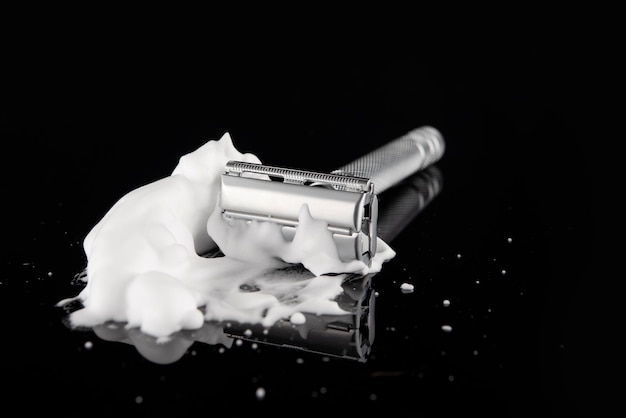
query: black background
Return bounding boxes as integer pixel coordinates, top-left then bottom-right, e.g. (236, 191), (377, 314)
(1, 17), (604, 417)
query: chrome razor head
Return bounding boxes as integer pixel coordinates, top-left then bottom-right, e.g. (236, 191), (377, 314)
(220, 161), (378, 266)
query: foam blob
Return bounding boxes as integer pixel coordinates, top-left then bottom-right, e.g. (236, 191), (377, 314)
(60, 132), (396, 339)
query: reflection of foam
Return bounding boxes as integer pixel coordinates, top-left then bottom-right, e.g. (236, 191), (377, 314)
(64, 166), (443, 364)
(86, 273), (374, 364)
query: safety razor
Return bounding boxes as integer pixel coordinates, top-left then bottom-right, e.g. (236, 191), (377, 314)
(219, 126), (445, 266)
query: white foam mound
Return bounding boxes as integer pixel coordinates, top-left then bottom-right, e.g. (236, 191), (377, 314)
(61, 132), (395, 339)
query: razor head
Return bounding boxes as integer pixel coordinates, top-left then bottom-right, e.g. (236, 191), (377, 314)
(220, 161), (378, 266)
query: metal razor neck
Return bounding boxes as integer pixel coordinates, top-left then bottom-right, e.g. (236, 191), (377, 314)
(225, 160), (372, 192)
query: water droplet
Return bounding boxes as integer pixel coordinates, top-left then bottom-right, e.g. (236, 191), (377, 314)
(507, 237), (513, 243)
(84, 341), (93, 350)
(296, 357), (304, 364)
(501, 269), (507, 275)
(456, 253), (462, 259)
(135, 395), (143, 404)
(473, 350), (479, 355)
(47, 271), (53, 277)
(235, 339), (243, 346)
(441, 324), (453, 333)
(442, 299), (450, 307)
(244, 328), (253, 337)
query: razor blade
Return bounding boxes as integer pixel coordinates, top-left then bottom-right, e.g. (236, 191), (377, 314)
(220, 126), (445, 266)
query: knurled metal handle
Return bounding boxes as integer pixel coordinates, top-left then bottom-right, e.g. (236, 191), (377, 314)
(332, 126), (445, 194)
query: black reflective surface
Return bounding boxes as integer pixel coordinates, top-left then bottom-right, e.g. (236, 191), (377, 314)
(2, 45), (601, 416)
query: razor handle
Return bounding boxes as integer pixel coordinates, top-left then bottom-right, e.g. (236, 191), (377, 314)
(332, 126), (445, 195)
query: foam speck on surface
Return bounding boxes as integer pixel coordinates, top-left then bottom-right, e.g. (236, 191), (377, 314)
(289, 312), (306, 324)
(61, 133), (396, 338)
(400, 282), (414, 293)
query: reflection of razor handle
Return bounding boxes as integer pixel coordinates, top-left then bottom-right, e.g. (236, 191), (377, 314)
(376, 166), (443, 243)
(332, 126), (445, 195)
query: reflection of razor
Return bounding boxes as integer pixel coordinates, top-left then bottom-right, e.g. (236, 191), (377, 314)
(220, 126), (445, 266)
(224, 272), (376, 362)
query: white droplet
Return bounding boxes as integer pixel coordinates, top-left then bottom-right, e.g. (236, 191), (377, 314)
(456, 253), (462, 259)
(243, 328), (253, 337)
(400, 282), (414, 293)
(441, 324), (453, 333)
(84, 341), (93, 350)
(473, 350), (479, 355)
(442, 299), (450, 307)
(235, 339), (243, 346)
(135, 395), (143, 404)
(290, 312), (306, 324)
(255, 387), (266, 400)
(501, 269), (507, 275)
(251, 343), (258, 350)
(47, 271), (53, 277)
(507, 237), (513, 243)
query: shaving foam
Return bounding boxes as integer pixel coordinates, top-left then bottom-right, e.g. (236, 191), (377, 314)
(59, 133), (395, 339)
